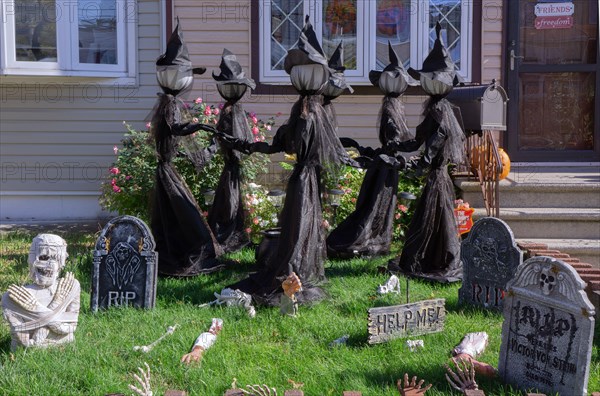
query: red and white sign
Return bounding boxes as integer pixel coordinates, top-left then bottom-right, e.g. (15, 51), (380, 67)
(535, 15), (574, 29)
(534, 2), (574, 17)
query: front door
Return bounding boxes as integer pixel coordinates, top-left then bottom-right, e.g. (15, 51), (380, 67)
(506, 0), (599, 162)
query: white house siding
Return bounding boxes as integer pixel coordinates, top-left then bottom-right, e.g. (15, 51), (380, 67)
(0, 0), (164, 221)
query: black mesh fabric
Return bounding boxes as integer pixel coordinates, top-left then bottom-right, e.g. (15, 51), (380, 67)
(388, 97), (466, 282)
(206, 102), (253, 253)
(227, 95), (361, 305)
(149, 93), (225, 276)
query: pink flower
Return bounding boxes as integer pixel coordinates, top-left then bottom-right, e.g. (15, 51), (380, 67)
(110, 167), (119, 175)
(113, 145), (119, 154)
(251, 116), (258, 125)
(125, 175), (132, 181)
(218, 102), (224, 109)
(204, 107), (212, 116)
(192, 117), (199, 123)
(213, 119), (218, 124)
(111, 178), (117, 186)
(194, 97), (203, 104)
(398, 204), (408, 213)
(112, 185), (121, 193)
(213, 108), (220, 116)
(266, 125), (272, 131)
(395, 213), (401, 220)
(183, 102), (190, 109)
(203, 211), (208, 217)
(146, 122), (152, 129)
(351, 197), (357, 203)
(253, 217), (259, 225)
(245, 227), (252, 234)
(322, 219), (330, 229)
(249, 112), (256, 118)
(252, 126), (259, 135)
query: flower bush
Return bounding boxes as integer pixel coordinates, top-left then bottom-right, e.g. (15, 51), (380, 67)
(99, 98), (274, 231)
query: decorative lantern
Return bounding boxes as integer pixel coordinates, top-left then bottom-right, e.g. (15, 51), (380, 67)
(420, 75), (452, 97)
(216, 83), (247, 101)
(289, 64), (329, 94)
(202, 189), (216, 207)
(378, 71), (408, 96)
(328, 188), (344, 226)
(156, 66), (193, 93)
(267, 189), (286, 209)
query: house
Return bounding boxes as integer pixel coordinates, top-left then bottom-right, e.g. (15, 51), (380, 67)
(1, 0), (598, 222)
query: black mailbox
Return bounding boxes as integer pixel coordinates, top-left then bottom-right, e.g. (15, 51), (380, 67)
(447, 80), (508, 132)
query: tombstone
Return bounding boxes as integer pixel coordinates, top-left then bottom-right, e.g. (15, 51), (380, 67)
(498, 256), (595, 396)
(459, 217), (522, 309)
(91, 215), (157, 312)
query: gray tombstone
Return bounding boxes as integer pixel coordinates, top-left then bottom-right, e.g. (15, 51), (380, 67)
(459, 217), (522, 309)
(498, 256), (595, 396)
(91, 215), (157, 312)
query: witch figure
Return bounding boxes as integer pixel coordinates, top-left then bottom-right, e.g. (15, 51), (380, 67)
(327, 42), (415, 259)
(387, 22), (466, 282)
(206, 49), (256, 253)
(149, 20), (225, 276)
(216, 16), (362, 305)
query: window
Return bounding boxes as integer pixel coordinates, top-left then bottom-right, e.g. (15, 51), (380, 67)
(260, 0), (473, 84)
(1, 0), (137, 79)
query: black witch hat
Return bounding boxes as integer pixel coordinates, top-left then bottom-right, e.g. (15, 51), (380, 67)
(283, 16), (329, 74)
(326, 42), (353, 95)
(212, 48), (256, 89)
(368, 41), (416, 87)
(156, 18), (205, 75)
(407, 21), (460, 87)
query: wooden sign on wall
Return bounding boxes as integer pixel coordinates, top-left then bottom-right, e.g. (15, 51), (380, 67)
(367, 299), (446, 344)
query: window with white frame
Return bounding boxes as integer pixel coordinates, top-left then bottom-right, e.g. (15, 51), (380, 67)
(260, 0), (473, 84)
(1, 0), (137, 78)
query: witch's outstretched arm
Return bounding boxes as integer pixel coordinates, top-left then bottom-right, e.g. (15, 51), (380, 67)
(339, 137), (378, 158)
(406, 128), (448, 172)
(202, 123), (287, 155)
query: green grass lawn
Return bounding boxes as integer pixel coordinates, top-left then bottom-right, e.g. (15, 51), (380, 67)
(0, 230), (598, 395)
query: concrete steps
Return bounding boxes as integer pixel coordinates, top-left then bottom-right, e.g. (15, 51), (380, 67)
(456, 164), (600, 268)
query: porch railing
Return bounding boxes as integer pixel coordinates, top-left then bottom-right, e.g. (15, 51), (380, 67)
(462, 130), (503, 218)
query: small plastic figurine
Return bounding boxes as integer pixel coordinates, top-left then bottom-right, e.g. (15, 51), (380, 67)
(181, 318), (223, 364)
(2, 234), (80, 350)
(280, 272), (302, 316)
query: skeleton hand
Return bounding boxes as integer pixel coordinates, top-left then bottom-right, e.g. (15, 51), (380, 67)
(240, 384), (277, 396)
(8, 285), (43, 312)
(128, 362), (153, 396)
(49, 272), (75, 310)
(282, 272), (302, 298)
(397, 373), (432, 395)
(445, 358), (479, 393)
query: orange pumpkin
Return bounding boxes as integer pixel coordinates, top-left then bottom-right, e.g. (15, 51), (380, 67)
(498, 148), (510, 180)
(469, 145), (511, 180)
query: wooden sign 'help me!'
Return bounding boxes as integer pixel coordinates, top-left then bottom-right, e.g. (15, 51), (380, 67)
(367, 299), (446, 344)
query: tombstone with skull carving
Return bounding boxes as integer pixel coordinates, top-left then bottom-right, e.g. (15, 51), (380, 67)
(498, 256), (595, 396)
(2, 234), (81, 350)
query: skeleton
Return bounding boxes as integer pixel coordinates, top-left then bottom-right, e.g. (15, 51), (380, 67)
(133, 324), (178, 353)
(200, 288), (256, 318)
(444, 358), (483, 395)
(181, 318), (223, 364)
(377, 274), (401, 295)
(240, 384), (277, 396)
(2, 234), (80, 350)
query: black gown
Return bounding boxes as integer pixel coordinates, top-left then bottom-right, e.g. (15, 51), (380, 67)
(327, 96), (411, 258)
(226, 95), (359, 304)
(150, 94), (224, 276)
(388, 98), (465, 281)
(207, 102), (252, 253)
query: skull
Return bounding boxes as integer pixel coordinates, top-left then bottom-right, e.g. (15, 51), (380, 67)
(539, 268), (556, 295)
(28, 234), (68, 288)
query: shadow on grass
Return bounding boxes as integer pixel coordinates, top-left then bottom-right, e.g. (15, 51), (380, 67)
(0, 335), (12, 354)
